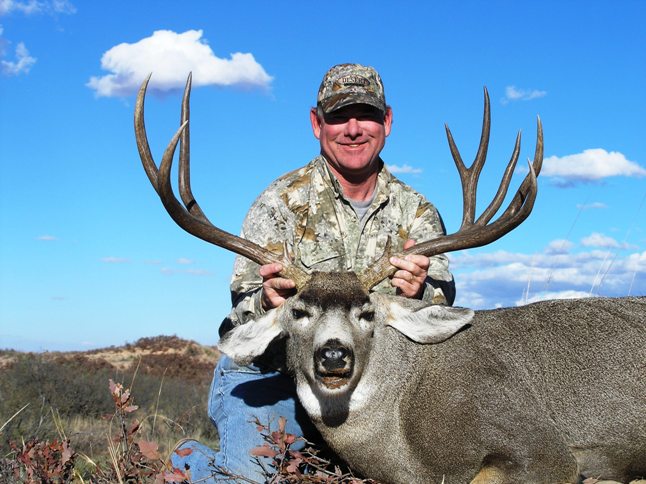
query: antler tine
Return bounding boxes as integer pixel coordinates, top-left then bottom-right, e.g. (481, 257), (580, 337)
(357, 93), (543, 291)
(499, 116), (543, 222)
(134, 74), (160, 192)
(177, 73), (211, 224)
(476, 158), (538, 236)
(445, 87), (491, 229)
(475, 130), (521, 225)
(134, 75), (310, 290)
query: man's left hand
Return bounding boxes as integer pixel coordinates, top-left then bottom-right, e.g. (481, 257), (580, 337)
(389, 239), (430, 299)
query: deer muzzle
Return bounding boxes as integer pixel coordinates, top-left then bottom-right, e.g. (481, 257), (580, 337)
(314, 339), (354, 389)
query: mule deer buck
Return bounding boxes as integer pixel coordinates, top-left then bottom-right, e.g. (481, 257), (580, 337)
(135, 75), (646, 483)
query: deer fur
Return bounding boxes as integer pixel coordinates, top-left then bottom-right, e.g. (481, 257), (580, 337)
(219, 272), (646, 484)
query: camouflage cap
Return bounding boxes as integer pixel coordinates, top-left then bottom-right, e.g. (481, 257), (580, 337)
(317, 63), (386, 115)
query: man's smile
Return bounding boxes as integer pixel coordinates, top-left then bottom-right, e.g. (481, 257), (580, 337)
(339, 141), (367, 148)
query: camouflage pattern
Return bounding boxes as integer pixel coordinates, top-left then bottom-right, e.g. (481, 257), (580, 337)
(219, 156), (455, 349)
(317, 63), (386, 115)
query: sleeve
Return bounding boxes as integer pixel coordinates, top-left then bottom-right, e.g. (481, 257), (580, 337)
(218, 192), (289, 337)
(408, 201), (456, 306)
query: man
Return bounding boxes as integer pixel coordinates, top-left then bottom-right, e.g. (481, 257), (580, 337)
(171, 63), (455, 482)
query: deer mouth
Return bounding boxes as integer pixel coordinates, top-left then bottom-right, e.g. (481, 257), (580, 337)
(316, 367), (353, 389)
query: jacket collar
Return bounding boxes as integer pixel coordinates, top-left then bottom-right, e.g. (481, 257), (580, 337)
(313, 155), (393, 206)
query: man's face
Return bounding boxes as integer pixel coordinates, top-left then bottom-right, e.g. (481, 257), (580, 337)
(310, 104), (392, 180)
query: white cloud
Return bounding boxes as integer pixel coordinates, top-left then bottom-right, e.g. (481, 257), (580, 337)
(50, 0), (75, 14)
(581, 232), (637, 250)
(87, 29), (272, 97)
(177, 257), (194, 265)
(101, 256), (130, 264)
(452, 288), (488, 309)
(452, 242), (645, 309)
(386, 164), (422, 175)
(625, 250), (646, 272)
(449, 250), (534, 269)
(161, 267), (212, 276)
(1, 40), (35, 75)
(0, 0), (41, 15)
(502, 85), (547, 104)
(542, 149), (646, 184)
(581, 232), (620, 248)
(0, 0), (75, 15)
(576, 202), (607, 210)
(544, 239), (574, 255)
(1, 1), (74, 75)
(36, 234), (57, 241)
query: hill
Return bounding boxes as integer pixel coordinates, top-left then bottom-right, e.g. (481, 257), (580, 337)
(0, 336), (221, 481)
(0, 335), (221, 383)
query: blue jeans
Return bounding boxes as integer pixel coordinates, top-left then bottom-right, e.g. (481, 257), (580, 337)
(170, 355), (321, 482)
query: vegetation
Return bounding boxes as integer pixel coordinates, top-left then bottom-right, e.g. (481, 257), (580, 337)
(244, 416), (376, 483)
(0, 336), (374, 483)
(0, 336), (218, 482)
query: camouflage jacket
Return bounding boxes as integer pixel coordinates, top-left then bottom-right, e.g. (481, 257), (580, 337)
(219, 156), (455, 341)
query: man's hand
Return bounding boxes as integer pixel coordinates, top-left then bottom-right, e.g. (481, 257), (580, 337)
(389, 239), (430, 299)
(260, 263), (296, 310)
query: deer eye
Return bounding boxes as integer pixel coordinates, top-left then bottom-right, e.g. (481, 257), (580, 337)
(359, 310), (375, 322)
(292, 308), (310, 320)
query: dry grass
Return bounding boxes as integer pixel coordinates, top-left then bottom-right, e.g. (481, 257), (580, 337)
(0, 336), (378, 482)
(0, 336), (220, 481)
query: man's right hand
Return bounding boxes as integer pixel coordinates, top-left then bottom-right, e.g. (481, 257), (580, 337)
(260, 263), (296, 310)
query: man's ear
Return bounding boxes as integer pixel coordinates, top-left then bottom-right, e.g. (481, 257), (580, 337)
(310, 108), (322, 139)
(386, 301), (474, 344)
(383, 106), (393, 137)
(217, 309), (284, 366)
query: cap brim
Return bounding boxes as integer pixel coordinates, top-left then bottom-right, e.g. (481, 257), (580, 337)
(320, 92), (385, 115)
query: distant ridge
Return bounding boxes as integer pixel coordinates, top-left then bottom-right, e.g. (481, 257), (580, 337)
(0, 335), (221, 383)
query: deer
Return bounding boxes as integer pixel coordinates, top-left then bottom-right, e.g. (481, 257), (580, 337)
(135, 74), (646, 484)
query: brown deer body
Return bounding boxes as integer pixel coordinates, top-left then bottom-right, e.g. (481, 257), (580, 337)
(218, 272), (645, 483)
(135, 75), (646, 483)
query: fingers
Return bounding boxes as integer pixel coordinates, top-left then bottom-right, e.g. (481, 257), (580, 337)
(402, 238), (416, 251)
(259, 262), (284, 279)
(390, 254), (430, 275)
(260, 263), (296, 310)
(390, 269), (423, 296)
(389, 252), (430, 299)
(265, 276), (296, 292)
(391, 277), (421, 298)
(260, 263), (296, 291)
(262, 277), (295, 310)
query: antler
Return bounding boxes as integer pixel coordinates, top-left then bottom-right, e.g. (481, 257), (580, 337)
(358, 87), (543, 290)
(134, 74), (310, 290)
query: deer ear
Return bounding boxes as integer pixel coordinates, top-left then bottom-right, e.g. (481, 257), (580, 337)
(217, 309), (285, 366)
(387, 302), (474, 344)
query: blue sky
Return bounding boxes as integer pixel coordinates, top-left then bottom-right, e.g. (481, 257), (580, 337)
(1, 1), (645, 352)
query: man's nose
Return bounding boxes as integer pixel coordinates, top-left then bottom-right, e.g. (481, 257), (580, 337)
(344, 117), (362, 138)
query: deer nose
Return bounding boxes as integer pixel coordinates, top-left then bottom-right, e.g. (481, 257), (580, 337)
(316, 341), (353, 371)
